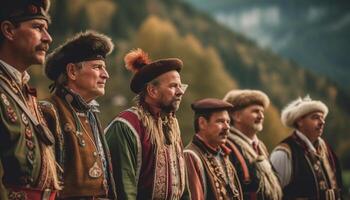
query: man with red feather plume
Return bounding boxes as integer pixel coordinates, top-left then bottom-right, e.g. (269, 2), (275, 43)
(105, 48), (191, 199)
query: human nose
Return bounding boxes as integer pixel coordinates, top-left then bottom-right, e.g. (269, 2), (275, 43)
(223, 120), (230, 129)
(319, 118), (325, 125)
(178, 83), (188, 94)
(42, 29), (52, 44)
(258, 111), (264, 120)
(101, 67), (109, 79)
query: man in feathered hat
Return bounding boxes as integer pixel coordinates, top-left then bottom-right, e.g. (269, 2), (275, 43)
(223, 89), (282, 200)
(270, 96), (343, 199)
(40, 30), (117, 199)
(0, 0), (60, 199)
(105, 48), (190, 199)
(185, 98), (243, 200)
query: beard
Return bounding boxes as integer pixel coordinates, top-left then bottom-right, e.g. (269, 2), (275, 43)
(160, 98), (181, 113)
(252, 122), (263, 132)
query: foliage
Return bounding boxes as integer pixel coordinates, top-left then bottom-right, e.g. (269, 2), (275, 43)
(32, 0), (350, 167)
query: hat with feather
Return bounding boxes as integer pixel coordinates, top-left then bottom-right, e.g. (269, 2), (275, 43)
(223, 89), (270, 111)
(124, 48), (183, 93)
(281, 95), (328, 128)
(0, 0), (51, 23)
(45, 30), (114, 82)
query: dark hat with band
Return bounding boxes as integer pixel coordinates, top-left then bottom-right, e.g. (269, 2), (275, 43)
(191, 98), (234, 114)
(0, 0), (51, 23)
(124, 48), (183, 94)
(44, 30), (114, 81)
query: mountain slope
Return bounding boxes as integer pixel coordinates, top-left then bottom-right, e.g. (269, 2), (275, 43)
(42, 0), (350, 167)
(185, 0), (350, 91)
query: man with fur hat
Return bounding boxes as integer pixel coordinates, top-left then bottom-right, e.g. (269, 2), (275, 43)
(270, 96), (343, 199)
(0, 0), (61, 199)
(223, 89), (282, 200)
(185, 98), (243, 200)
(40, 30), (117, 199)
(105, 48), (190, 199)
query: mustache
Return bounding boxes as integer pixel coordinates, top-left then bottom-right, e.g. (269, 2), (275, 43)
(219, 129), (229, 136)
(35, 44), (49, 52)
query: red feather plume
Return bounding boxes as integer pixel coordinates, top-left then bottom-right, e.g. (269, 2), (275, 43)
(124, 48), (151, 73)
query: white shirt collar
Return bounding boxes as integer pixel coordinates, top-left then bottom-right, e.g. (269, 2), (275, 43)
(230, 126), (259, 146)
(295, 130), (320, 153)
(0, 59), (30, 86)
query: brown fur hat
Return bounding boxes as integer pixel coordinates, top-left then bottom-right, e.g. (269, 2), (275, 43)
(223, 89), (270, 111)
(0, 0), (51, 23)
(281, 95), (328, 128)
(45, 30), (114, 81)
(124, 48), (183, 93)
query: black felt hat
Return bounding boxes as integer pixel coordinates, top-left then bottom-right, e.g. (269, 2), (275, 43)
(44, 30), (114, 81)
(0, 0), (51, 23)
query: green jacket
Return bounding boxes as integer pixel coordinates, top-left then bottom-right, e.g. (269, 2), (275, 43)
(0, 63), (55, 199)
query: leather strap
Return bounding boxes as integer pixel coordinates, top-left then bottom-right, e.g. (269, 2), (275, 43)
(0, 78), (54, 145)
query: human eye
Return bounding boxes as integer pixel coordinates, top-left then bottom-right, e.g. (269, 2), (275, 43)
(91, 64), (101, 70)
(32, 24), (42, 30)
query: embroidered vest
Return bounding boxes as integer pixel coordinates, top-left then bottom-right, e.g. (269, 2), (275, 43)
(186, 138), (242, 200)
(115, 108), (186, 200)
(282, 134), (342, 200)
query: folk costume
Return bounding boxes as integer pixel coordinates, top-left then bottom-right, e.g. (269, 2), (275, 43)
(271, 96), (343, 200)
(184, 98), (242, 200)
(185, 135), (242, 200)
(0, 1), (60, 199)
(223, 90), (283, 200)
(105, 49), (189, 200)
(40, 31), (117, 199)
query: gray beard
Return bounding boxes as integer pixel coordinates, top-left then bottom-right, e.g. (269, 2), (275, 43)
(252, 123), (263, 132)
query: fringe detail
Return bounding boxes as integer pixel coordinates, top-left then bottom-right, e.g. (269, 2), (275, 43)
(135, 105), (181, 150)
(230, 134), (282, 200)
(43, 145), (62, 190)
(317, 139), (338, 189)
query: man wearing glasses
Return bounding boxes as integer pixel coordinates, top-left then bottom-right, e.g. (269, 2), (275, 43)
(105, 48), (190, 199)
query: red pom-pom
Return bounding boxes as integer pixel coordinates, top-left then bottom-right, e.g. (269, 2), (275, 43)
(124, 48), (151, 73)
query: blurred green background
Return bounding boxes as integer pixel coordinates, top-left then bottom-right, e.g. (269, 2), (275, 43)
(29, 0), (349, 194)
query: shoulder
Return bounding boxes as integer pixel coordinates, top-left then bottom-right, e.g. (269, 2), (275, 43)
(39, 99), (56, 114)
(39, 99), (59, 122)
(105, 108), (142, 133)
(184, 145), (204, 170)
(271, 142), (292, 160)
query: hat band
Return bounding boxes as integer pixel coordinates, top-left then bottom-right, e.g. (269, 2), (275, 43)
(69, 55), (106, 64)
(7, 6), (50, 23)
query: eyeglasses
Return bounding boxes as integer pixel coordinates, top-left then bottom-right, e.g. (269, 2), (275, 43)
(181, 83), (188, 93)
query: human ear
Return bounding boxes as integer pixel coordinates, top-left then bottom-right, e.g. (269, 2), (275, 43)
(233, 111), (241, 123)
(1, 21), (16, 41)
(147, 84), (159, 99)
(66, 63), (78, 81)
(198, 116), (208, 130)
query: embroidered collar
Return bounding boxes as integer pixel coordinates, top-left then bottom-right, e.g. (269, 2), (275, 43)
(194, 134), (231, 155)
(229, 126), (259, 146)
(56, 86), (100, 113)
(294, 130), (320, 154)
(0, 59), (30, 86)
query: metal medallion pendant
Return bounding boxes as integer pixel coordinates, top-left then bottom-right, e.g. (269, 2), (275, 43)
(89, 161), (102, 178)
